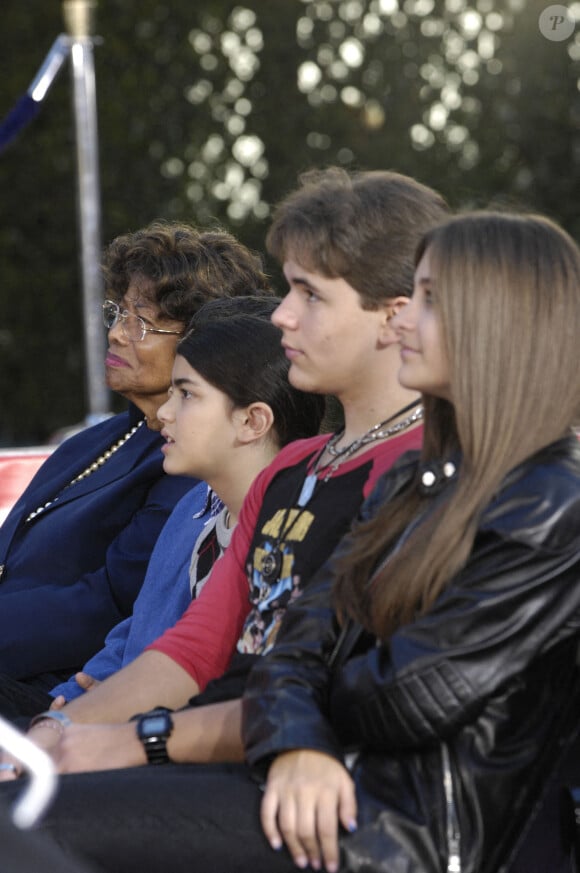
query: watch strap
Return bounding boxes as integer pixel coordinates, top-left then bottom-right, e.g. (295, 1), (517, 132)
(141, 734), (171, 766)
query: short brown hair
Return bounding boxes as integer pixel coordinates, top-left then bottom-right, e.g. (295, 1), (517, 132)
(266, 167), (448, 308)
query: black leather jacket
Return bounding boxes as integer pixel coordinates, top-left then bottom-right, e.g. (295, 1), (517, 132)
(243, 436), (580, 873)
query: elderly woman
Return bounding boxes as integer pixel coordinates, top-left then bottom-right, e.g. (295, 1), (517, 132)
(0, 221), (270, 708)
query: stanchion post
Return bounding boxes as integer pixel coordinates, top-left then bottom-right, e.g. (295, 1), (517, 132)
(63, 0), (110, 421)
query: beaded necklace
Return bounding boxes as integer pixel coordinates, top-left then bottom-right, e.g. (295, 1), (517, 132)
(259, 402), (423, 583)
(25, 419), (145, 523)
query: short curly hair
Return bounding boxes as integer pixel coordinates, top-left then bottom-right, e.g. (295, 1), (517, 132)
(102, 221), (272, 324)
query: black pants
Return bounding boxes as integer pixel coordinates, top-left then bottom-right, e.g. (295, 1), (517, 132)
(1, 751), (576, 873)
(0, 672), (53, 727)
(0, 798), (97, 873)
(0, 764), (298, 873)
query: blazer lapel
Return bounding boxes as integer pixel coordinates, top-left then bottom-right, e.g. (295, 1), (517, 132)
(0, 413), (151, 550)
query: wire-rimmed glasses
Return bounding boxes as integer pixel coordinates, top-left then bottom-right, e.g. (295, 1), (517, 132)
(102, 300), (183, 343)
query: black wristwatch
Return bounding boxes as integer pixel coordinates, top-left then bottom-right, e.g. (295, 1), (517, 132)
(134, 708), (174, 765)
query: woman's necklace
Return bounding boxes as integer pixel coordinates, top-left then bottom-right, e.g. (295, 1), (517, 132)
(25, 419), (145, 523)
(259, 401), (423, 583)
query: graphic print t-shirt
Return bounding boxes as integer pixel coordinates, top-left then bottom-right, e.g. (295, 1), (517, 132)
(237, 434), (417, 656)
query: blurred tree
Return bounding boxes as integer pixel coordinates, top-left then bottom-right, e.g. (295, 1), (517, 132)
(0, 0), (578, 443)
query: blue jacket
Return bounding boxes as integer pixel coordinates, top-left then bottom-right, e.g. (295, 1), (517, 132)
(50, 482), (215, 702)
(0, 404), (195, 683)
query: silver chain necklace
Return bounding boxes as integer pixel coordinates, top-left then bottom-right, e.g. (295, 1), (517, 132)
(326, 401), (423, 459)
(259, 402), (423, 583)
(297, 402), (423, 507)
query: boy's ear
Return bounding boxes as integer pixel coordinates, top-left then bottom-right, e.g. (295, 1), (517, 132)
(388, 296), (411, 319)
(234, 402), (275, 444)
(379, 296), (409, 342)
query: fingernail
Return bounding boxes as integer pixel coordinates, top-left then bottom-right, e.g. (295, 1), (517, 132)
(326, 863), (338, 873)
(294, 856), (308, 869)
(310, 860), (321, 871)
(347, 819), (357, 833)
(270, 838), (283, 851)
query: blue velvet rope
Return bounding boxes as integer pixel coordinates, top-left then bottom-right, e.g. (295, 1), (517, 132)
(0, 34), (70, 154)
(0, 94), (41, 153)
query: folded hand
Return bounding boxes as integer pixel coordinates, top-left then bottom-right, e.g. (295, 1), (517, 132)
(261, 749), (357, 873)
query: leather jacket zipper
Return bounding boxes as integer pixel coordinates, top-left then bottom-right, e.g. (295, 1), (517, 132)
(442, 743), (461, 873)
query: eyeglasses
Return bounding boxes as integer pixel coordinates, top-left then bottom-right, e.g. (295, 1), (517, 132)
(102, 300), (183, 343)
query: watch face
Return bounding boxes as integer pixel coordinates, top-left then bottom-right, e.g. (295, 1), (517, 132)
(146, 716), (168, 734)
(139, 714), (171, 738)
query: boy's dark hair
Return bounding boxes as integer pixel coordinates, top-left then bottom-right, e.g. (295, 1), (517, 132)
(179, 297), (325, 446)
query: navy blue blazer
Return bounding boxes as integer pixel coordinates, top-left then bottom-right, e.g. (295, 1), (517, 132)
(0, 404), (195, 683)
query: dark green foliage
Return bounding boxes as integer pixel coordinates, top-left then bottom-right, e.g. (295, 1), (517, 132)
(0, 0), (577, 443)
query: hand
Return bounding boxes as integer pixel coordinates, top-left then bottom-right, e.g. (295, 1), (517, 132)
(0, 721), (70, 779)
(74, 672), (101, 693)
(261, 749), (357, 872)
(0, 721), (62, 780)
(50, 672), (101, 712)
(27, 722), (65, 754)
(0, 752), (21, 781)
(51, 722), (147, 774)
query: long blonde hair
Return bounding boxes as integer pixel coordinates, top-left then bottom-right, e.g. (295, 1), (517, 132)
(333, 211), (580, 638)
